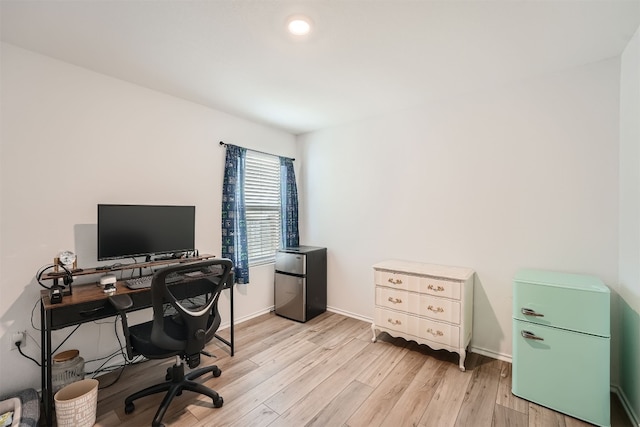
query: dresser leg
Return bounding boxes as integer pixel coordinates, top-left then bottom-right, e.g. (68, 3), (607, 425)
(371, 323), (377, 343)
(459, 348), (466, 371)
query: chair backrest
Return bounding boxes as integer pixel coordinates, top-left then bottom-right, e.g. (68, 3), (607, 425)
(149, 258), (233, 368)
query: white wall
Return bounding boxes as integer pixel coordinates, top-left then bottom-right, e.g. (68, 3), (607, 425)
(618, 15), (640, 320)
(298, 58), (621, 360)
(0, 43), (295, 394)
(618, 25), (640, 424)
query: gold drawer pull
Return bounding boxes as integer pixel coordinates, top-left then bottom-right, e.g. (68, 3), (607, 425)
(387, 297), (403, 304)
(427, 305), (444, 313)
(387, 318), (402, 326)
(388, 278), (403, 285)
(427, 328), (444, 337)
(428, 284), (445, 292)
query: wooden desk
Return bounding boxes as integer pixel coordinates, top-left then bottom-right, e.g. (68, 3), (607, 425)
(39, 257), (234, 426)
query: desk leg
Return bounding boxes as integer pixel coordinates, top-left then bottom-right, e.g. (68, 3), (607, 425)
(41, 300), (53, 426)
(213, 284), (234, 356)
(230, 283), (234, 356)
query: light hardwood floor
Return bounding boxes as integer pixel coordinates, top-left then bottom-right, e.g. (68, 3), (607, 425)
(94, 311), (632, 427)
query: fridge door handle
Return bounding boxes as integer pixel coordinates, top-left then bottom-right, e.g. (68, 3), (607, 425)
(521, 307), (544, 317)
(521, 330), (544, 341)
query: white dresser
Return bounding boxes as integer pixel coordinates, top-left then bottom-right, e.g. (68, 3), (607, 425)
(371, 260), (475, 371)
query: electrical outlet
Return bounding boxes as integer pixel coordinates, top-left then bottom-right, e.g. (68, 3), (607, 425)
(10, 331), (26, 350)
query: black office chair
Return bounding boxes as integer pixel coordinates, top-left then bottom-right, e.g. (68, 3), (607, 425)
(109, 258), (233, 427)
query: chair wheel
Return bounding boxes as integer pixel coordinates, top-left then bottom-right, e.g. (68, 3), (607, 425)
(124, 402), (135, 414)
(212, 367), (222, 378)
(213, 396), (223, 408)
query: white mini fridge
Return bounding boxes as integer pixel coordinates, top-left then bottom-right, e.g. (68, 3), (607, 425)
(274, 246), (326, 322)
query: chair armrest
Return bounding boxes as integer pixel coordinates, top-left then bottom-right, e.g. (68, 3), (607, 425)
(108, 294), (133, 311)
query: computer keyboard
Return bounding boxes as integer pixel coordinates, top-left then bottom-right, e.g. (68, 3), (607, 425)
(125, 273), (183, 290)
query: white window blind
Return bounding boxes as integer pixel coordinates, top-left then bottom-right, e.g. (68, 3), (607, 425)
(245, 151), (281, 266)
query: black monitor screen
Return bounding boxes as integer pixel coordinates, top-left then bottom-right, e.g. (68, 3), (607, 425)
(97, 204), (195, 261)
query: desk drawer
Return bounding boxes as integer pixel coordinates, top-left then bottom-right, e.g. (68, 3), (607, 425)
(48, 299), (118, 329)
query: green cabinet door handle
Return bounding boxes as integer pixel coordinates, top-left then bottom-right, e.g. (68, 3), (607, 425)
(521, 308), (544, 317)
(521, 330), (544, 341)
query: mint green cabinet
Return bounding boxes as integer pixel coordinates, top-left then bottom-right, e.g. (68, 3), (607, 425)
(512, 269), (610, 426)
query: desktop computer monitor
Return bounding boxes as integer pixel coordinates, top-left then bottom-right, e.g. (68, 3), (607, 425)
(97, 204), (195, 261)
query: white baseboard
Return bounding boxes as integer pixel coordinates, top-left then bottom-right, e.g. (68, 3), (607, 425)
(218, 306), (274, 331)
(468, 345), (512, 363)
(326, 306), (373, 323)
(612, 385), (640, 427)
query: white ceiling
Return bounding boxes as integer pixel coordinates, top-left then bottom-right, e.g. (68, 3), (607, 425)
(2, 1), (639, 135)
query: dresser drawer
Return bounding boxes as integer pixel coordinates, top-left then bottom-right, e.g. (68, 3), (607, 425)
(376, 287), (409, 312)
(419, 276), (460, 300)
(374, 307), (410, 334)
(412, 317), (460, 347)
(375, 270), (417, 292)
(377, 287), (460, 324)
(409, 294), (461, 324)
(513, 269), (610, 337)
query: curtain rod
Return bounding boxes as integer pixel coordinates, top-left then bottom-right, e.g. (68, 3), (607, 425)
(219, 141), (295, 161)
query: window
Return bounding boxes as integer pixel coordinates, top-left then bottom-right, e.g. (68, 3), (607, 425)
(245, 151), (281, 265)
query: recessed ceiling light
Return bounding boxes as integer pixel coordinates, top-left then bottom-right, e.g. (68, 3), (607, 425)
(287, 16), (312, 36)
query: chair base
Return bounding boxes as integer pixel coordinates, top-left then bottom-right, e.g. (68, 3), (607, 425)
(124, 361), (223, 427)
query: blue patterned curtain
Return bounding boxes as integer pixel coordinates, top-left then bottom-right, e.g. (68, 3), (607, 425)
(280, 157), (299, 248)
(222, 145), (250, 284)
